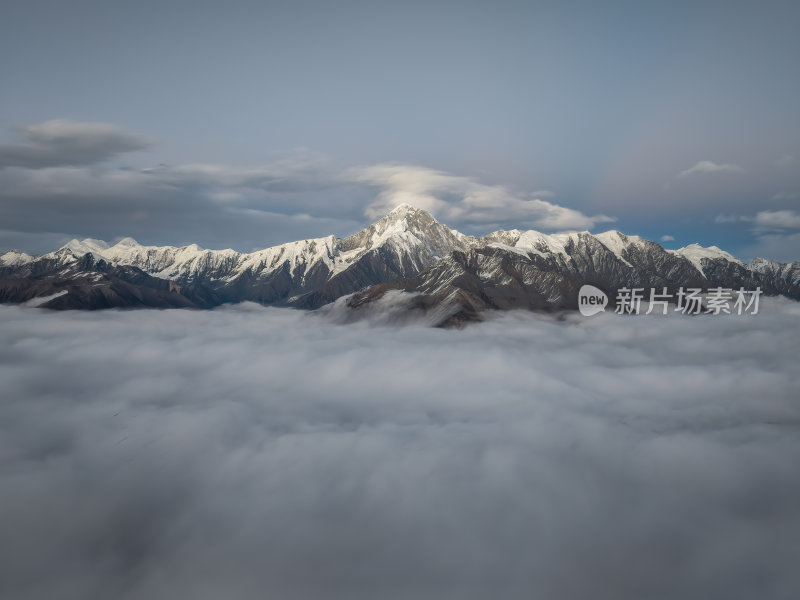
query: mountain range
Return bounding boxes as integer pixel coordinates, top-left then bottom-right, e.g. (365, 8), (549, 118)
(2, 204), (798, 325)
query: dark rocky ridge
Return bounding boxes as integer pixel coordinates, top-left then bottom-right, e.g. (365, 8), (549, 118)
(0, 254), (220, 309)
(347, 238), (799, 327)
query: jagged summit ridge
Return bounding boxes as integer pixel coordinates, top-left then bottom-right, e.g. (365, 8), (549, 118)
(1, 204), (798, 315)
(2, 206), (764, 276)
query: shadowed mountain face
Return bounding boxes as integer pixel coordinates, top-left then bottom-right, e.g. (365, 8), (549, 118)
(0, 254), (220, 309)
(1, 205), (798, 322)
(346, 238), (800, 327)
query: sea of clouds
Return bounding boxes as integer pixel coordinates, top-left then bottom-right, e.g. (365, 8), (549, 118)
(1, 299), (799, 600)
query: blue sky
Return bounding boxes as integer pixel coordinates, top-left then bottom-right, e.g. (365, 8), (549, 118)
(1, 0), (798, 260)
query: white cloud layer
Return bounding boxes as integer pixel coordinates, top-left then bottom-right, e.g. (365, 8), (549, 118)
(754, 209), (800, 231)
(678, 160), (745, 178)
(1, 301), (799, 599)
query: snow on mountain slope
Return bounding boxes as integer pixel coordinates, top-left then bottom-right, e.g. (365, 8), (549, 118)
(65, 238), (110, 254)
(482, 229), (646, 263)
(43, 238), (237, 280)
(235, 236), (338, 282)
(667, 243), (743, 276)
(480, 228), (644, 269)
(0, 250), (34, 267)
(53, 235), (339, 282)
(482, 229), (576, 259)
(593, 230), (651, 267)
(748, 257), (800, 286)
(336, 203), (466, 257)
(37, 204), (465, 286)
(23, 290), (70, 307)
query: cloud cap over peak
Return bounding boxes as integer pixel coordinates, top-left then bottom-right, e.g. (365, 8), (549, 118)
(352, 163), (615, 231)
(0, 119), (152, 169)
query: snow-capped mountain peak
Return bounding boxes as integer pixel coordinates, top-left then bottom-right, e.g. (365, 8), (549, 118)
(0, 250), (34, 267)
(112, 237), (143, 248)
(388, 202), (422, 216)
(748, 256), (800, 286)
(668, 243), (743, 275)
(4, 206), (798, 315)
(64, 238), (111, 254)
(336, 205), (461, 261)
(595, 230), (646, 253)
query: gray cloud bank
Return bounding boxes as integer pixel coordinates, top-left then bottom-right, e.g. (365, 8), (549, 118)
(1, 301), (799, 600)
(0, 119), (151, 169)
